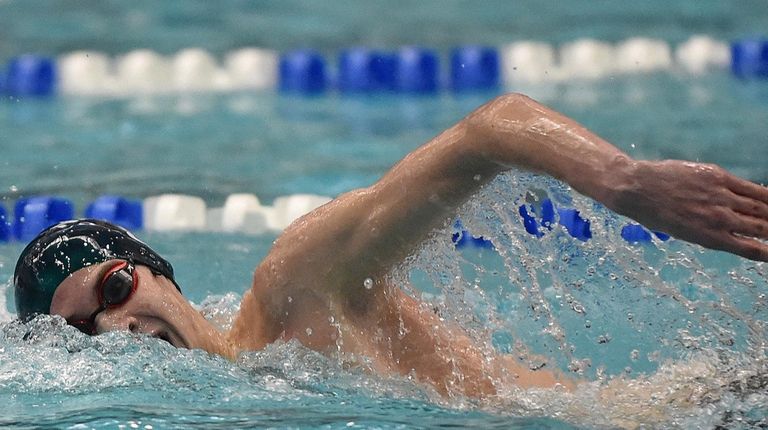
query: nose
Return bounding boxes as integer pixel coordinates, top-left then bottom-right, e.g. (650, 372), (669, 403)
(95, 311), (141, 334)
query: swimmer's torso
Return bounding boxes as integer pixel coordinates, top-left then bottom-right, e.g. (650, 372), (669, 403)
(228, 260), (572, 397)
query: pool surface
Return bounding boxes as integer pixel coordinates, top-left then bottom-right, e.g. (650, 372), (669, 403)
(1, 1), (767, 428)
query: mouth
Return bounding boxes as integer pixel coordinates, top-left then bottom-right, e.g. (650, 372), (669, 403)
(155, 331), (174, 346)
(147, 314), (189, 349)
(149, 329), (182, 348)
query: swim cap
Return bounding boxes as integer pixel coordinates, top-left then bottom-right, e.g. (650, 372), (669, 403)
(14, 219), (180, 322)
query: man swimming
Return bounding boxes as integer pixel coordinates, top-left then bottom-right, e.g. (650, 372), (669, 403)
(13, 93), (768, 398)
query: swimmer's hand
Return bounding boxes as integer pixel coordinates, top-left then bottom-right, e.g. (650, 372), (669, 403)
(464, 94), (768, 262)
(610, 160), (768, 261)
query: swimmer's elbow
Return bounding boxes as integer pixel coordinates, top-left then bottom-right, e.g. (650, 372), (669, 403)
(472, 93), (539, 124)
(462, 92), (541, 166)
(490, 92), (536, 108)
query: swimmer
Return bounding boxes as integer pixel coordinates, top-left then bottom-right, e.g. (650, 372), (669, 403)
(13, 93), (768, 398)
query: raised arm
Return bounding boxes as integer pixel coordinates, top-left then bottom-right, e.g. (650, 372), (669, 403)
(285, 94), (633, 286)
(307, 93), (768, 281)
(237, 93), (768, 346)
(228, 93), (768, 394)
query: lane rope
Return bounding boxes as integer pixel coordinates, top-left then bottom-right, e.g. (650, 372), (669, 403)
(1, 194), (669, 248)
(1, 36), (765, 97)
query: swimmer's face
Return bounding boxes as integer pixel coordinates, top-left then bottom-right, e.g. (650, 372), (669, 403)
(49, 259), (197, 348)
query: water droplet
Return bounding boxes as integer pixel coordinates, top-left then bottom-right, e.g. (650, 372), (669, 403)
(570, 302), (585, 314)
(593, 367), (605, 380)
(363, 278), (373, 289)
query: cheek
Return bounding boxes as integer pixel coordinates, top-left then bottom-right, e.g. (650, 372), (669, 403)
(50, 285), (98, 317)
(129, 290), (184, 322)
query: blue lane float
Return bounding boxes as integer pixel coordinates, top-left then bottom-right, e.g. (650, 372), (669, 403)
(0, 194), (664, 246)
(13, 197), (74, 241)
(279, 49), (327, 94)
(453, 230), (494, 249)
(620, 224), (670, 243)
(450, 46), (499, 92)
(557, 208), (592, 242)
(338, 48), (396, 93)
(519, 202), (592, 242)
(1, 37), (760, 99)
(731, 39), (768, 78)
(371, 53), (397, 91)
(0, 205), (10, 242)
(85, 195), (143, 230)
(518, 199), (669, 245)
(452, 220), (494, 249)
(392, 47), (439, 94)
(519, 204), (544, 238)
(518, 198), (556, 238)
(4, 55), (57, 97)
(620, 224), (652, 243)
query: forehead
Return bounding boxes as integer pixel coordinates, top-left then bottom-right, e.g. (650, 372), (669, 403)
(48, 259), (117, 316)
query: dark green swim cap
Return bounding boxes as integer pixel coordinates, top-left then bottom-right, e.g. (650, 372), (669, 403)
(14, 219), (179, 322)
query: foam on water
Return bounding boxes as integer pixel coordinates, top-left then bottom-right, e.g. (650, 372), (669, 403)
(0, 314), (574, 428)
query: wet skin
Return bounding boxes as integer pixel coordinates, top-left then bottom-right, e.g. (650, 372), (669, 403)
(50, 260), (235, 358)
(47, 94), (768, 398)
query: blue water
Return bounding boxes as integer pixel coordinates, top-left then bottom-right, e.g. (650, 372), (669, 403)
(1, 1), (768, 429)
(1, 0), (768, 60)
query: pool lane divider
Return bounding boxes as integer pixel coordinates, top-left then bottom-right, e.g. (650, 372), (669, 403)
(0, 205), (9, 242)
(516, 198), (668, 244)
(84, 195), (143, 231)
(1, 195), (670, 250)
(1, 193), (333, 242)
(731, 39), (768, 78)
(1, 36), (764, 98)
(2, 55), (57, 97)
(13, 196), (74, 242)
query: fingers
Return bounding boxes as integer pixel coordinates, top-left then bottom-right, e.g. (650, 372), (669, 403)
(728, 211), (768, 240)
(726, 234), (768, 262)
(696, 230), (768, 262)
(727, 176), (768, 206)
(685, 207), (768, 262)
(729, 193), (768, 222)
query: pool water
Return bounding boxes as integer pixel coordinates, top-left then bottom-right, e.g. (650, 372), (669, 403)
(1, 1), (768, 428)
(1, 0), (768, 59)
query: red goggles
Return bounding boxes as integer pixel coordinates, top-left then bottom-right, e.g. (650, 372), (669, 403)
(68, 261), (138, 335)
